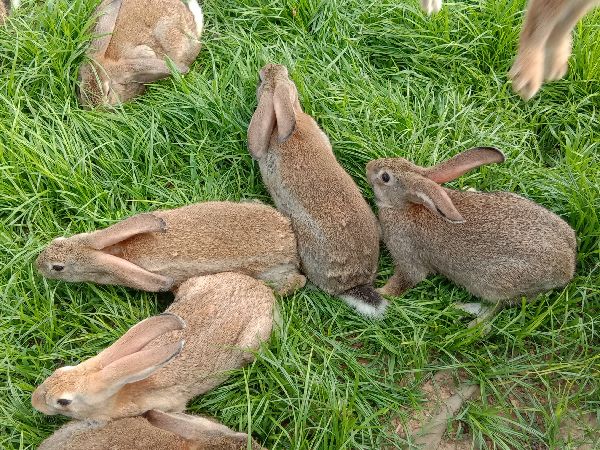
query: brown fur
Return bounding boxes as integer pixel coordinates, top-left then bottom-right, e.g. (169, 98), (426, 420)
(32, 273), (277, 421)
(78, 0), (203, 107)
(247, 64), (385, 317)
(36, 201), (306, 295)
(38, 412), (265, 450)
(0, 2), (6, 22)
(367, 148), (576, 304)
(509, 0), (600, 100)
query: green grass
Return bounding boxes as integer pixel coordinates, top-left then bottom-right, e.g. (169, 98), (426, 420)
(1, 0), (599, 448)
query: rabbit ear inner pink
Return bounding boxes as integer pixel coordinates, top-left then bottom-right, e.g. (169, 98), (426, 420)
(407, 178), (465, 223)
(91, 0), (123, 55)
(425, 147), (505, 184)
(94, 314), (185, 367)
(88, 214), (166, 250)
(94, 340), (184, 390)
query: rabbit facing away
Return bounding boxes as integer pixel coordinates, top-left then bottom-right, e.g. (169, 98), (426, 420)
(247, 64), (385, 318)
(78, 0), (203, 107)
(36, 201), (306, 295)
(32, 272), (277, 421)
(367, 147), (576, 322)
(509, 0), (600, 100)
(39, 410), (265, 450)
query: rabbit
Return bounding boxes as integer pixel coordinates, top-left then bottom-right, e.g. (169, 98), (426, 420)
(509, 0), (600, 100)
(0, 0), (18, 22)
(78, 0), (203, 107)
(35, 201), (306, 296)
(32, 272), (277, 421)
(38, 410), (265, 450)
(366, 147), (576, 324)
(247, 64), (385, 318)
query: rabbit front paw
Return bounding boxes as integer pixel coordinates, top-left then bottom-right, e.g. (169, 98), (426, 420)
(509, 48), (545, 100)
(420, 0), (442, 15)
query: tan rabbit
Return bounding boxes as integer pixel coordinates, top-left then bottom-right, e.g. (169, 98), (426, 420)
(32, 273), (277, 421)
(38, 410), (265, 450)
(78, 0), (203, 107)
(509, 0), (600, 100)
(367, 147), (576, 323)
(36, 201), (306, 295)
(247, 64), (385, 318)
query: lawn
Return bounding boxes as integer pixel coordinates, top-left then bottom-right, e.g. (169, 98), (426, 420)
(0, 0), (599, 448)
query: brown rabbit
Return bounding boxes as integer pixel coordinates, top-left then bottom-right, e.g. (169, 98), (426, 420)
(367, 147), (576, 323)
(0, 0), (17, 22)
(36, 201), (306, 295)
(509, 0), (600, 100)
(38, 410), (265, 450)
(32, 273), (277, 421)
(78, 0), (203, 107)
(247, 64), (385, 318)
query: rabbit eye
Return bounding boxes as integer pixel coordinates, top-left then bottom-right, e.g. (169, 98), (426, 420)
(381, 172), (391, 183)
(57, 398), (71, 406)
(52, 264), (65, 272)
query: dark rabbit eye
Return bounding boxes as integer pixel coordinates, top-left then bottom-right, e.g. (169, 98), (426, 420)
(52, 264), (65, 272)
(57, 398), (71, 406)
(381, 172), (390, 183)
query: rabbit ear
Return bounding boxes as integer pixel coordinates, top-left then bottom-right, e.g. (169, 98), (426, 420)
(425, 147), (505, 184)
(93, 313), (185, 367)
(89, 252), (174, 291)
(407, 177), (465, 223)
(248, 82), (296, 159)
(90, 0), (123, 55)
(273, 83), (296, 143)
(94, 340), (184, 390)
(145, 410), (240, 440)
(119, 58), (187, 84)
(87, 214), (165, 250)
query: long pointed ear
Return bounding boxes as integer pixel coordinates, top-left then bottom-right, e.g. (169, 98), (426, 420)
(94, 340), (184, 390)
(90, 0), (123, 55)
(87, 214), (166, 250)
(94, 313), (185, 367)
(273, 83), (296, 143)
(425, 147), (505, 184)
(145, 411), (237, 439)
(89, 252), (174, 291)
(407, 177), (465, 224)
(248, 88), (275, 159)
(118, 57), (188, 84)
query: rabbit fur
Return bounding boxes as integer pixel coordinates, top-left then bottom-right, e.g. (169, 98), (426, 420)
(247, 64), (385, 318)
(32, 272), (277, 421)
(0, 0), (18, 22)
(421, 0), (599, 100)
(78, 0), (203, 107)
(38, 410), (265, 450)
(36, 201), (306, 295)
(367, 147), (576, 306)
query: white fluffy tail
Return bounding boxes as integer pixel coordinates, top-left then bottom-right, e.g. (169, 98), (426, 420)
(187, 0), (204, 37)
(340, 285), (388, 319)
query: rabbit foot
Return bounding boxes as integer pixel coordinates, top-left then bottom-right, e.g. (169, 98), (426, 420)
(544, 36), (572, 81)
(509, 48), (545, 100)
(420, 0), (442, 15)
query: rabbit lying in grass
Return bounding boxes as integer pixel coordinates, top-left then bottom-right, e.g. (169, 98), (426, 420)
(36, 201), (305, 295)
(367, 147), (576, 325)
(78, 0), (203, 107)
(39, 410), (264, 450)
(421, 0), (600, 100)
(32, 273), (277, 421)
(248, 64), (385, 318)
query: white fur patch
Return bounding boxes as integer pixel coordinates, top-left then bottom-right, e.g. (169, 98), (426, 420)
(11, 0), (20, 8)
(421, 0), (442, 15)
(186, 0), (204, 37)
(340, 295), (388, 319)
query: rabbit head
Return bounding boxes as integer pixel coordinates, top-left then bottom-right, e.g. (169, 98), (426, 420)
(248, 63), (301, 158)
(32, 314), (185, 420)
(36, 213), (171, 290)
(366, 147), (505, 223)
(78, 0), (186, 108)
